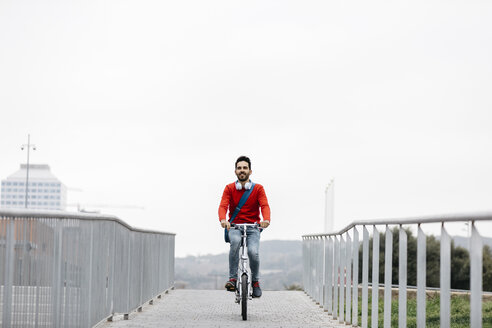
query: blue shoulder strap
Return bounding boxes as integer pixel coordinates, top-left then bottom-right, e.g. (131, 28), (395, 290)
(229, 183), (255, 223)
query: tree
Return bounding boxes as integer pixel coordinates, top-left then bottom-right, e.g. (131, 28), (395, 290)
(451, 244), (470, 290)
(426, 235), (440, 288)
(483, 245), (492, 291)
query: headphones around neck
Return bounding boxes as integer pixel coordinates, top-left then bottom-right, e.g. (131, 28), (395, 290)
(235, 180), (253, 190)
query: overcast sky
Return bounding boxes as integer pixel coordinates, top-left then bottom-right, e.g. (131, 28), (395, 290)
(1, 0), (491, 257)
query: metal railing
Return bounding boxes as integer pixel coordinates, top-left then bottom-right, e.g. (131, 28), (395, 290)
(0, 209), (175, 328)
(302, 212), (492, 328)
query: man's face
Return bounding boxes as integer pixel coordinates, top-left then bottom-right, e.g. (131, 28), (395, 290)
(235, 161), (252, 182)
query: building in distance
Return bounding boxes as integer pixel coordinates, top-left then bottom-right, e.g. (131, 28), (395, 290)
(1, 164), (67, 210)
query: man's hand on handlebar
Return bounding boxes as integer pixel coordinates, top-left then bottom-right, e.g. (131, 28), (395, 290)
(221, 219), (231, 230)
(221, 220), (269, 229)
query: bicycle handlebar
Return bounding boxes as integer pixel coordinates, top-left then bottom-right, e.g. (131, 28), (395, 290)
(230, 223), (259, 229)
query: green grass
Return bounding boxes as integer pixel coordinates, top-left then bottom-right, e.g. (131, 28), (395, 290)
(354, 294), (492, 327)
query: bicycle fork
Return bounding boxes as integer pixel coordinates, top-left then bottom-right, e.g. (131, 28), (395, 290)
(235, 238), (251, 303)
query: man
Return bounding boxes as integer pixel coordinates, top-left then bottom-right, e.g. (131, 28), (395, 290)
(218, 155), (271, 298)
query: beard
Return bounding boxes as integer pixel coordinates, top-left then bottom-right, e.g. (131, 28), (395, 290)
(237, 173), (249, 182)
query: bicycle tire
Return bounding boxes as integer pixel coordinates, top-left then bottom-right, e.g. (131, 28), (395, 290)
(241, 273), (247, 320)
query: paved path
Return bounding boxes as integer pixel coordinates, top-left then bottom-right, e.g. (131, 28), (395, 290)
(98, 290), (345, 328)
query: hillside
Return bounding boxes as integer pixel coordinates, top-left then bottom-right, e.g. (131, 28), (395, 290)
(453, 235), (492, 250)
(175, 240), (303, 290)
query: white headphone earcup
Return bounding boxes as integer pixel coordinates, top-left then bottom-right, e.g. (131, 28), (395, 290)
(245, 182), (252, 190)
(235, 181), (242, 190)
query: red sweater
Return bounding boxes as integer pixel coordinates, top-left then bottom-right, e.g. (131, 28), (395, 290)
(218, 182), (271, 224)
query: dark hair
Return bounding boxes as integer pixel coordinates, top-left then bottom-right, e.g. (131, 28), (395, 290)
(235, 156), (251, 169)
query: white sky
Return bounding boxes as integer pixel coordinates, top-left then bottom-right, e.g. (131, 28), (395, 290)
(1, 0), (491, 257)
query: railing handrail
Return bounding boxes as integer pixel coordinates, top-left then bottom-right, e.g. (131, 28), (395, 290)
(303, 211), (492, 238)
(1, 209), (175, 327)
(0, 208), (175, 235)
(302, 210), (490, 327)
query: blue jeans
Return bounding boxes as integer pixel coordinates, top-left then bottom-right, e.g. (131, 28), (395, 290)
(228, 226), (260, 281)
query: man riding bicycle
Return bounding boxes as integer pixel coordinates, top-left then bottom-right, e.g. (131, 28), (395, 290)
(219, 156), (271, 298)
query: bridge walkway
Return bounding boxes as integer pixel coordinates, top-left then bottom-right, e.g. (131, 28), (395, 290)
(99, 289), (345, 328)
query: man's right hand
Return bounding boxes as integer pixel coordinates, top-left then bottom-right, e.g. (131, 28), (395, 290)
(221, 219), (231, 230)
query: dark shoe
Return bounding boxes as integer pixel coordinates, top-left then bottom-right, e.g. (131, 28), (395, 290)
(252, 281), (262, 298)
(225, 279), (237, 292)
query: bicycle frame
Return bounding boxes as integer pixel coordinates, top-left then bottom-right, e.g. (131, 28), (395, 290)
(231, 223), (258, 304)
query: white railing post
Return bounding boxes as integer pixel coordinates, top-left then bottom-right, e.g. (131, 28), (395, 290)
(339, 235), (345, 323)
(383, 225), (392, 328)
(345, 232), (352, 324)
(315, 237), (320, 303)
(470, 221), (482, 328)
(440, 224), (451, 328)
(417, 225), (426, 328)
(398, 226), (407, 328)
(2, 219), (15, 328)
(362, 226), (369, 328)
(324, 236), (333, 314)
(307, 237), (314, 298)
(318, 236), (324, 306)
(312, 237), (316, 299)
(51, 220), (63, 328)
(313, 237), (318, 303)
(86, 223), (95, 326)
(302, 237), (306, 293)
(333, 235), (339, 319)
(371, 226), (379, 328)
(352, 227), (359, 326)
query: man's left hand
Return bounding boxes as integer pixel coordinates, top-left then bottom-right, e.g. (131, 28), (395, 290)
(260, 221), (270, 228)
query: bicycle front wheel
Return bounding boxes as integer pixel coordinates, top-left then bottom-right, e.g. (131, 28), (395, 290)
(241, 273), (248, 320)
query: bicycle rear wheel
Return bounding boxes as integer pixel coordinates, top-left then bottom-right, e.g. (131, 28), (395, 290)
(241, 273), (248, 320)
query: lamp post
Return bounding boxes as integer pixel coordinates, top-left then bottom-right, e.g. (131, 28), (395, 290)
(21, 134), (36, 208)
(324, 178), (334, 233)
